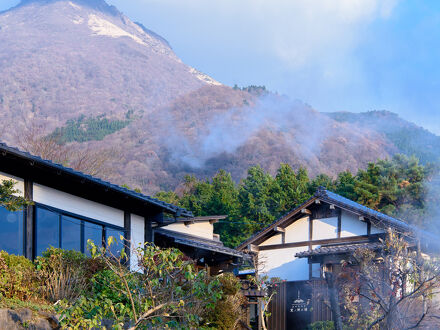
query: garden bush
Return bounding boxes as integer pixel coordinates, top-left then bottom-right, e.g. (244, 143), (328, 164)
(0, 251), (37, 301)
(307, 321), (335, 330)
(57, 240), (224, 329)
(35, 247), (91, 303)
(204, 272), (247, 330)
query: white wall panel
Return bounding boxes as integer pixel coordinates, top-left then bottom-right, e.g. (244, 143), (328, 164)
(33, 184), (124, 227)
(313, 217), (338, 240)
(130, 214), (145, 271)
(340, 210), (367, 237)
(259, 233), (283, 246)
(285, 217), (309, 243)
(0, 171), (24, 196)
(259, 247), (309, 281)
(164, 222), (213, 240)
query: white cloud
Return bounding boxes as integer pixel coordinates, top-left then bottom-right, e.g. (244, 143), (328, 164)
(133, 0), (399, 69)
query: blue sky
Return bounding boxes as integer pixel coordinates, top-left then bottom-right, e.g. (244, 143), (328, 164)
(2, 0), (440, 133)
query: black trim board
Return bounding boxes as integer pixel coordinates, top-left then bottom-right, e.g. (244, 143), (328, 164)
(34, 202), (126, 232)
(24, 179), (33, 259)
(258, 234), (383, 251)
(0, 143), (192, 217)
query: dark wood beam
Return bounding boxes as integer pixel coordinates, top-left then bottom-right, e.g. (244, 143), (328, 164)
(24, 179), (34, 260)
(273, 226), (285, 233)
(124, 211), (131, 263)
(337, 209), (342, 238)
(302, 208), (312, 215)
(258, 234), (384, 251)
(144, 219), (153, 243)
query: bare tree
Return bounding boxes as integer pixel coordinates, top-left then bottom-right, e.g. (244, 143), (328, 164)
(13, 123), (117, 179)
(338, 229), (440, 329)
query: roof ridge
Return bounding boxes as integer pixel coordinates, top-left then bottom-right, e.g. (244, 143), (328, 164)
(0, 142), (192, 217)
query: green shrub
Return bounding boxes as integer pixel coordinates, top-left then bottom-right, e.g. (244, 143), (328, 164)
(89, 269), (138, 307)
(36, 247), (90, 303)
(0, 251), (37, 301)
(307, 321), (335, 330)
(204, 273), (246, 330)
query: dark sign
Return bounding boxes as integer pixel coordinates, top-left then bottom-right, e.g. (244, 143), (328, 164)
(289, 290), (311, 313)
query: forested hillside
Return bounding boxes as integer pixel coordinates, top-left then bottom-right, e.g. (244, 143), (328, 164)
(325, 111), (440, 164)
(156, 155), (438, 247)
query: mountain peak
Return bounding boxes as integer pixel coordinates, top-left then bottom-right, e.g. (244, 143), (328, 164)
(17, 0), (120, 16)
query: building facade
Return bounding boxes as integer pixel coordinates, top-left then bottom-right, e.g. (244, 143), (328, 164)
(237, 188), (427, 330)
(0, 143), (192, 269)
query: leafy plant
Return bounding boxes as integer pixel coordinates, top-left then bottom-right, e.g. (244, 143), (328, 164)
(57, 238), (224, 329)
(307, 321), (335, 330)
(35, 247), (90, 303)
(0, 251), (37, 301)
(204, 273), (246, 330)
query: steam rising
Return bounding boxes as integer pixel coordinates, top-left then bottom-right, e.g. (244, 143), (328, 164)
(159, 95), (331, 169)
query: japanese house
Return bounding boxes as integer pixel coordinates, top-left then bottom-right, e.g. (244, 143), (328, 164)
(154, 215), (247, 275)
(0, 143), (246, 271)
(236, 187), (431, 330)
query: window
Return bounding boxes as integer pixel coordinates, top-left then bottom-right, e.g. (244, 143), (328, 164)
(61, 216), (82, 252)
(84, 222), (103, 256)
(36, 208), (60, 256)
(311, 263), (321, 278)
(0, 207), (24, 255)
(35, 206), (124, 257)
(106, 228), (125, 257)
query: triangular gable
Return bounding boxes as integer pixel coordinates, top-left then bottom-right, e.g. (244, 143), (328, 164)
(237, 188), (413, 251)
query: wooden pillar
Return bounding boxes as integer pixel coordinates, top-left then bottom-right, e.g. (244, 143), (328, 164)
(145, 210), (163, 244)
(24, 179), (34, 260)
(337, 209), (342, 238)
(124, 211), (131, 263)
(144, 219), (152, 243)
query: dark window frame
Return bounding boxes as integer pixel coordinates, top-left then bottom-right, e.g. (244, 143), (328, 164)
(34, 203), (125, 256)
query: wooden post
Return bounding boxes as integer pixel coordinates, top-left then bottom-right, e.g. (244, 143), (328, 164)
(24, 179), (34, 260)
(124, 211), (131, 265)
(144, 217), (153, 243)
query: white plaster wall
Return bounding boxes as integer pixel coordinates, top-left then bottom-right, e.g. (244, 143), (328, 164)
(0, 171), (24, 196)
(259, 233), (283, 246)
(130, 214), (145, 271)
(313, 217), (338, 240)
(164, 221), (213, 240)
(33, 184), (124, 227)
(259, 247), (309, 281)
(371, 225), (385, 234)
(285, 217), (309, 243)
(340, 210), (367, 237)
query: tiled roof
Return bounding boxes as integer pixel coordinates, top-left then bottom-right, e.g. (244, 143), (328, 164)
(0, 142), (193, 217)
(154, 228), (248, 259)
(237, 187), (415, 250)
(295, 242), (382, 258)
(315, 188), (411, 232)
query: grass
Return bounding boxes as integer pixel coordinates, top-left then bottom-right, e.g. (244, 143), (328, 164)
(0, 297), (54, 313)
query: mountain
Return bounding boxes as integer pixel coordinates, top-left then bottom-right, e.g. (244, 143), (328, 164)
(325, 111), (440, 165)
(0, 0), (410, 193)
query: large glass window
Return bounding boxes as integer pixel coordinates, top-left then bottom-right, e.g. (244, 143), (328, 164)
(84, 222), (103, 256)
(36, 208), (60, 256)
(106, 228), (125, 257)
(35, 206), (123, 257)
(0, 207), (24, 255)
(61, 216), (82, 252)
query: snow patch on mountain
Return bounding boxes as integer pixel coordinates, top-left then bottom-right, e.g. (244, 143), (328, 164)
(88, 14), (145, 45)
(189, 67), (222, 86)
